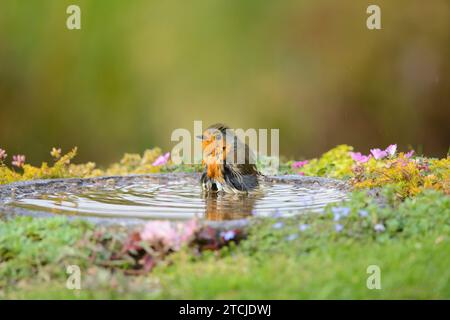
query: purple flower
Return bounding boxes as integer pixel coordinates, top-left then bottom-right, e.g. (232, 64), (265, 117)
(331, 207), (341, 215)
(0, 149), (7, 161)
(292, 160), (309, 169)
(332, 208), (342, 221)
(221, 230), (236, 241)
(374, 223), (385, 232)
(272, 222), (284, 229)
(299, 224), (309, 232)
(405, 150), (415, 158)
(12, 155), (25, 168)
(349, 152), (371, 163)
(335, 224), (344, 233)
(340, 207), (350, 217)
(332, 207), (350, 221)
(385, 144), (397, 157)
(358, 210), (369, 217)
(370, 148), (388, 160)
(370, 144), (397, 160)
(152, 152), (170, 166)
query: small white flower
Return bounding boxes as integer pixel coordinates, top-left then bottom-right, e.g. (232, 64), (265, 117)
(374, 223), (385, 232)
(299, 224), (309, 232)
(221, 230), (236, 241)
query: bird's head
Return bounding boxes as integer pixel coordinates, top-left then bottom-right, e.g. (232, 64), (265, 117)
(197, 123), (230, 165)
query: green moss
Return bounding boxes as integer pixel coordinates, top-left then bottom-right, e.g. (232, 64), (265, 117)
(152, 189), (450, 299)
(352, 155), (449, 199)
(300, 145), (355, 179)
(154, 238), (450, 299)
(0, 217), (92, 287)
(0, 147), (172, 185)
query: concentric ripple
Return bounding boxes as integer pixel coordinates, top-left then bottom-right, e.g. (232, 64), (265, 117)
(2, 175), (348, 221)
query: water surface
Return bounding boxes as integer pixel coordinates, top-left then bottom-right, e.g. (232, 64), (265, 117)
(1, 174), (348, 221)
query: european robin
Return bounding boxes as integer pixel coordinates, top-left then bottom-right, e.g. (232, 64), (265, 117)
(198, 123), (261, 193)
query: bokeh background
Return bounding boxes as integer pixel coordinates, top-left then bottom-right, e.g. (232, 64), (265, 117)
(1, 0), (449, 165)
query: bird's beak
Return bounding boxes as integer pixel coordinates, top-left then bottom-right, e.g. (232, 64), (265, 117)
(196, 135), (204, 140)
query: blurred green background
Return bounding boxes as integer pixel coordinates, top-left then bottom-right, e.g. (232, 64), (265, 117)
(1, 0), (449, 165)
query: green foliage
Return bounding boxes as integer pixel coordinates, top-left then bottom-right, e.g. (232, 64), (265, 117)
(1, 188), (449, 298)
(155, 239), (450, 299)
(0, 147), (174, 185)
(300, 145), (354, 179)
(103, 148), (164, 175)
(161, 163), (203, 173)
(0, 148), (81, 184)
(0, 144), (449, 298)
(0, 166), (21, 185)
(386, 190), (450, 237)
(238, 189), (450, 258)
(0, 217), (92, 287)
(153, 189), (450, 299)
(332, 189), (450, 240)
(289, 144), (449, 200)
(352, 155), (450, 199)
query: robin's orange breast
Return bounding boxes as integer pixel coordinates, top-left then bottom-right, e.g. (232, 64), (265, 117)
(206, 162), (222, 179)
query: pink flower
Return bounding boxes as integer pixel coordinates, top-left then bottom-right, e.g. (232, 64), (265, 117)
(385, 144), (397, 157)
(298, 172), (305, 176)
(152, 152), (170, 166)
(140, 221), (179, 249)
(0, 149), (7, 161)
(140, 219), (199, 251)
(12, 154), (25, 168)
(292, 160), (308, 169)
(370, 144), (398, 160)
(178, 219), (199, 244)
(405, 150), (415, 158)
(349, 152), (371, 163)
(370, 148), (388, 160)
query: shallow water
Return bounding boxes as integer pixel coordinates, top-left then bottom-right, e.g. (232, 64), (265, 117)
(1, 175), (348, 221)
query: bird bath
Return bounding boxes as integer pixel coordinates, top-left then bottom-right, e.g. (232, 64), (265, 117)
(0, 173), (348, 226)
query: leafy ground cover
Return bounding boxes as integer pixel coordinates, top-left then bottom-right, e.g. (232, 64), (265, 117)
(0, 144), (449, 299)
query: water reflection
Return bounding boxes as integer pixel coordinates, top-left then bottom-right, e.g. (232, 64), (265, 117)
(203, 192), (259, 221)
(3, 176), (347, 221)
